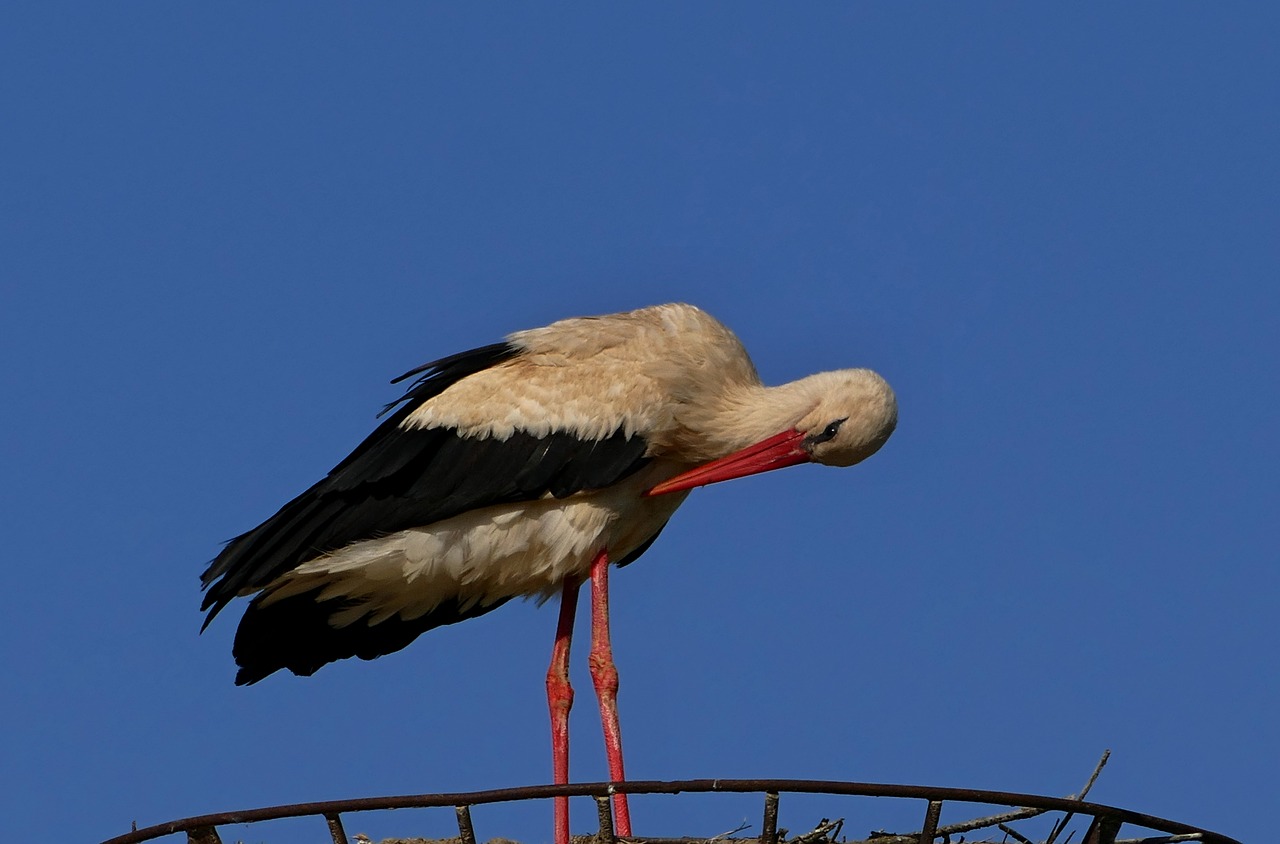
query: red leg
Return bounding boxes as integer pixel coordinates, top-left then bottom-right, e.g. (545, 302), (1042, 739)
(547, 579), (580, 844)
(588, 549), (633, 836)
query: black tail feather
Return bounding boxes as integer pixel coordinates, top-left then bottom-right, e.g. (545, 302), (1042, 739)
(232, 589), (511, 685)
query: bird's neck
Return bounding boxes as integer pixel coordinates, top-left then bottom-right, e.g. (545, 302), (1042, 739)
(674, 379), (818, 463)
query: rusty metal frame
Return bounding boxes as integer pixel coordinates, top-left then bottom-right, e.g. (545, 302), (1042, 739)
(100, 778), (1242, 844)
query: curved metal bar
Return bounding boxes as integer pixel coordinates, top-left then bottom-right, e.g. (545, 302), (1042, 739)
(100, 778), (1242, 844)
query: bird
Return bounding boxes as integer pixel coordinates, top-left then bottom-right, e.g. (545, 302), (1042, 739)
(200, 303), (897, 844)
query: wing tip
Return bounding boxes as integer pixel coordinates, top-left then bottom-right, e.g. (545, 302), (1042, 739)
(381, 341), (520, 417)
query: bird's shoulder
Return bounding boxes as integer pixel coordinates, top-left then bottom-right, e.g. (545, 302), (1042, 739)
(403, 303), (759, 441)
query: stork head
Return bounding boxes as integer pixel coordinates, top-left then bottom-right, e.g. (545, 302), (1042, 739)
(646, 367), (897, 496)
(792, 368), (898, 467)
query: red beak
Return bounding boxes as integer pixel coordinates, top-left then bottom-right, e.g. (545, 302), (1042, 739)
(645, 429), (811, 496)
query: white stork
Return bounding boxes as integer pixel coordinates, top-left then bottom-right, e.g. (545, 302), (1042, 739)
(201, 303), (897, 843)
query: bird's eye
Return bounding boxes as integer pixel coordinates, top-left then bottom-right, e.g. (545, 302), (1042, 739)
(809, 417), (847, 445)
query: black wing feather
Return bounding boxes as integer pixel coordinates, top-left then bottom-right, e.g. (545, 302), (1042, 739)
(232, 592), (513, 684)
(201, 341), (654, 680)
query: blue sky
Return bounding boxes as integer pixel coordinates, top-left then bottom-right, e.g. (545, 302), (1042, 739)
(1, 5), (1275, 843)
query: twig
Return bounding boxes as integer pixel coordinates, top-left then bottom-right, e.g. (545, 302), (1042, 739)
(877, 748), (1112, 844)
(1046, 750), (1111, 844)
(869, 806), (1050, 842)
(936, 806), (1049, 838)
(998, 824), (1035, 844)
(1078, 751), (1110, 801)
(790, 818), (844, 844)
(708, 821), (752, 842)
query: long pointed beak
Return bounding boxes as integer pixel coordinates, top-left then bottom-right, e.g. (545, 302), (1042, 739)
(645, 429), (810, 497)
